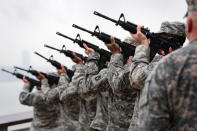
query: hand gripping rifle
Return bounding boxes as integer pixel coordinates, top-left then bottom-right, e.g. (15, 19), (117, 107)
(14, 66), (59, 85)
(56, 32), (112, 69)
(93, 11), (184, 59)
(34, 52), (74, 80)
(72, 24), (136, 63)
(44, 44), (87, 62)
(1, 69), (41, 91)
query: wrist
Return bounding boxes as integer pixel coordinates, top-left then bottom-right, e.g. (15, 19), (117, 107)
(113, 50), (121, 54)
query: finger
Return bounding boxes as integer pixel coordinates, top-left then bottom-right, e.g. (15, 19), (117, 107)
(37, 71), (41, 75)
(83, 43), (88, 50)
(72, 52), (77, 58)
(146, 27), (150, 31)
(136, 25), (141, 33)
(61, 64), (64, 69)
(105, 43), (112, 50)
(110, 36), (115, 44)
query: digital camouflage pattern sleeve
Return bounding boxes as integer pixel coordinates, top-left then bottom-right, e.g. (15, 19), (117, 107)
(45, 73), (70, 103)
(135, 39), (197, 131)
(128, 44), (161, 131)
(76, 51), (100, 131)
(89, 68), (110, 130)
(129, 45), (151, 90)
(107, 53), (137, 130)
(19, 82), (62, 130)
(19, 83), (45, 106)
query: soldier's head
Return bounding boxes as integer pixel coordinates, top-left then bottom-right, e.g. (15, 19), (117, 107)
(47, 72), (59, 88)
(157, 21), (186, 46)
(185, 0), (197, 41)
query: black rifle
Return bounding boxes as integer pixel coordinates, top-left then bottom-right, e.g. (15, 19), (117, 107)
(34, 52), (74, 80)
(56, 32), (112, 69)
(44, 44), (87, 62)
(72, 24), (136, 62)
(93, 11), (183, 59)
(1, 69), (41, 91)
(14, 66), (59, 85)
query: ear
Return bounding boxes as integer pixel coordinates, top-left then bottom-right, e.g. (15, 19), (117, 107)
(186, 17), (193, 33)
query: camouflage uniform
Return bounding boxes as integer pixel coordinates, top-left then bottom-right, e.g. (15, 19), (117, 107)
(128, 45), (161, 130)
(89, 68), (109, 131)
(132, 12), (190, 131)
(134, 39), (197, 130)
(61, 52), (99, 131)
(75, 52), (100, 131)
(128, 22), (186, 131)
(42, 72), (80, 131)
(19, 80), (63, 131)
(106, 52), (137, 131)
(67, 53), (110, 131)
(77, 66), (110, 131)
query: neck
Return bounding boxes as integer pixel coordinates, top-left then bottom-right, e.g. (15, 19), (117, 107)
(189, 34), (197, 42)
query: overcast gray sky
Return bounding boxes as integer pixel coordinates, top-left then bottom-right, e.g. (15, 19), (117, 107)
(0, 0), (187, 69)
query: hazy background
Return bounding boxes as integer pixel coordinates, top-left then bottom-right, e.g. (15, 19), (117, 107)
(0, 0), (187, 116)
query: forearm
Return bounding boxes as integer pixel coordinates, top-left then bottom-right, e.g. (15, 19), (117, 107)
(107, 54), (129, 92)
(41, 78), (50, 94)
(58, 73), (70, 86)
(19, 83), (34, 106)
(129, 45), (151, 90)
(78, 52), (100, 95)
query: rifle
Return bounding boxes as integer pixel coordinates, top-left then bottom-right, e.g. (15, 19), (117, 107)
(93, 11), (183, 59)
(72, 24), (136, 62)
(44, 44), (87, 62)
(34, 52), (74, 80)
(56, 32), (112, 69)
(1, 69), (41, 91)
(14, 66), (59, 85)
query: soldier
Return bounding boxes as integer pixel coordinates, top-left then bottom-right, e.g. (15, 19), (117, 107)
(134, 0), (197, 130)
(19, 72), (63, 131)
(104, 37), (138, 131)
(60, 45), (99, 131)
(41, 65), (80, 131)
(128, 22), (186, 130)
(73, 44), (110, 131)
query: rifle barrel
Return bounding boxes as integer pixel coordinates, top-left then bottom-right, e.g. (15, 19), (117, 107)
(56, 32), (75, 41)
(72, 24), (94, 35)
(44, 44), (61, 52)
(34, 52), (48, 61)
(94, 11), (118, 23)
(1, 69), (13, 74)
(14, 66), (28, 72)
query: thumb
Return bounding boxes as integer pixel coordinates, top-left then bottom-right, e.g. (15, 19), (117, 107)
(110, 36), (115, 44)
(136, 25), (141, 33)
(72, 52), (77, 58)
(83, 43), (88, 50)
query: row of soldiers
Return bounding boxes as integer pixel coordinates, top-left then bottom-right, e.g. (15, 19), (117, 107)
(16, 0), (197, 130)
